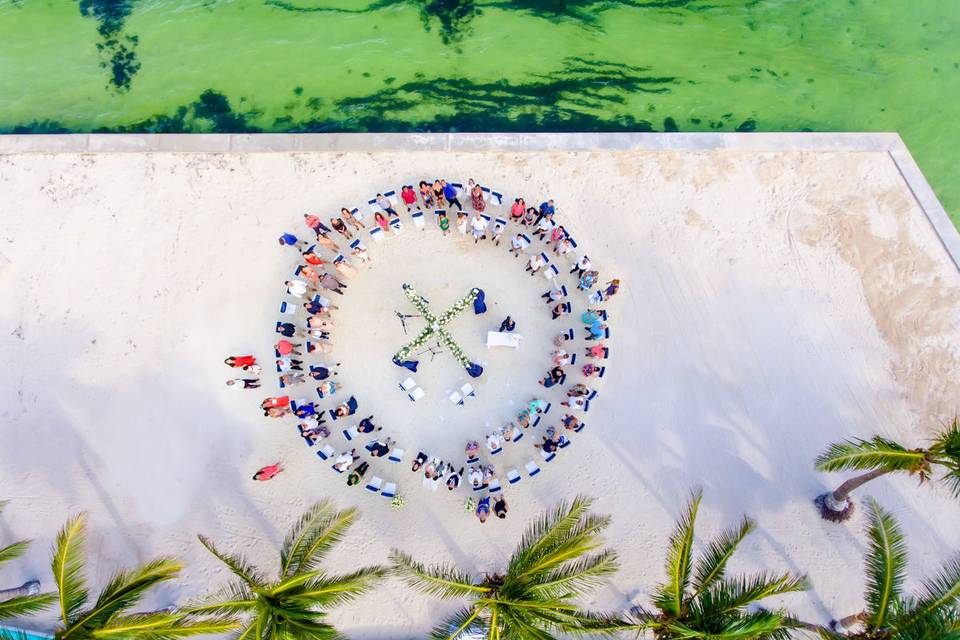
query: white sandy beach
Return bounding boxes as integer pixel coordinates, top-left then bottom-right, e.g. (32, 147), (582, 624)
(1, 140), (960, 638)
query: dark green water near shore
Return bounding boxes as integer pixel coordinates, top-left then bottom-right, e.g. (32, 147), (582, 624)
(1, 0), (958, 220)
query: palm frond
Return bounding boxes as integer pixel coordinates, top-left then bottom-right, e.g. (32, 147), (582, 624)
(691, 516), (754, 597)
(900, 555), (960, 628)
(0, 592), (57, 620)
(51, 513), (89, 626)
(863, 499), (907, 627)
(283, 566), (387, 609)
(528, 550), (619, 599)
(508, 496), (597, 577)
(63, 558), (183, 638)
(653, 487), (702, 617)
(181, 580), (255, 618)
(931, 419), (960, 499)
(667, 609), (790, 639)
(0, 540), (30, 567)
(389, 550), (490, 600)
(814, 437), (927, 473)
(279, 615), (344, 640)
(280, 500), (357, 578)
(91, 612), (240, 639)
(428, 606), (484, 640)
(196, 535), (265, 588)
(706, 572), (808, 615)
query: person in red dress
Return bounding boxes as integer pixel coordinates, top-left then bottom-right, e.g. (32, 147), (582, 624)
(253, 463), (283, 481)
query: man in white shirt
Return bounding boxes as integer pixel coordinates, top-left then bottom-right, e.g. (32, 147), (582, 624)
(285, 279), (309, 297)
(510, 233), (526, 257)
(470, 213), (488, 244)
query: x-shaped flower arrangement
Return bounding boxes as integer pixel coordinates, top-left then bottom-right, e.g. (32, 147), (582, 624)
(392, 284), (484, 378)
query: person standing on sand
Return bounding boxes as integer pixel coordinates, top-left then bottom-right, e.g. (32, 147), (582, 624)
(499, 316), (516, 332)
(401, 185), (419, 211)
(438, 211), (450, 236)
(279, 233), (305, 249)
(470, 212), (488, 244)
(441, 180), (462, 211)
(341, 207), (364, 229)
(253, 463), (283, 481)
(226, 378), (260, 389)
(470, 182), (486, 212)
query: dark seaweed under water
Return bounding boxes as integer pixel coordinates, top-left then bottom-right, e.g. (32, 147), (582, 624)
(1, 0), (958, 220)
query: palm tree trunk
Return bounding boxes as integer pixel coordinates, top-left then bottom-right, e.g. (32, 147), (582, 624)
(0, 580), (40, 600)
(830, 611), (866, 632)
(815, 469), (889, 522)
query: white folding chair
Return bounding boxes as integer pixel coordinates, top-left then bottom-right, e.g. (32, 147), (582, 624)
(525, 461), (541, 477)
(460, 383), (476, 400)
(317, 444), (335, 461)
(507, 469), (521, 484)
(400, 377), (417, 392)
(381, 482), (397, 498)
(408, 387), (425, 402)
(279, 300), (297, 315)
(369, 226), (384, 243)
(412, 211), (425, 228)
(449, 391), (463, 405)
(342, 427), (359, 442)
(540, 449), (556, 462)
(365, 476), (383, 493)
(388, 448), (405, 463)
(488, 478), (502, 493)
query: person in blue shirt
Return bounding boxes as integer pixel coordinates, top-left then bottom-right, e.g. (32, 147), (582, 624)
(441, 179), (463, 211)
(278, 232), (303, 248)
(536, 199), (555, 225)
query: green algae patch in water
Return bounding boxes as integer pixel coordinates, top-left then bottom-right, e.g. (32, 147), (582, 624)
(0, 0), (958, 221)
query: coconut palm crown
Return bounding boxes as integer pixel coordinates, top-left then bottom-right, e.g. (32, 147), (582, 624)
(815, 418), (960, 521)
(49, 513), (233, 639)
(0, 500), (56, 622)
(390, 495), (624, 640)
(188, 499), (385, 640)
(817, 499), (960, 639)
(629, 488), (807, 640)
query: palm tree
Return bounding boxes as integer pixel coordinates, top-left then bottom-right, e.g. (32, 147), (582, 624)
(814, 418), (960, 522)
(390, 495), (625, 640)
(188, 499), (385, 640)
(627, 488), (807, 639)
(0, 500), (55, 623)
(815, 498), (960, 638)
(49, 513), (235, 639)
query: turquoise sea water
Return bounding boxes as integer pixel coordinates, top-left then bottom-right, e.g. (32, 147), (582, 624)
(0, 1), (958, 221)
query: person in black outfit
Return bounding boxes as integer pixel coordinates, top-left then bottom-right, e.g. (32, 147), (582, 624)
(494, 495), (509, 519)
(499, 316), (516, 332)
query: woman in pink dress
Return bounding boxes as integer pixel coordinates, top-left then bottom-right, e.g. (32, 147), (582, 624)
(510, 197), (525, 221)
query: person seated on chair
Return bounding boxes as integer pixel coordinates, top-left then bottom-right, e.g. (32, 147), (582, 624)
(332, 395), (358, 419)
(567, 383), (590, 398)
(424, 457), (444, 480)
(529, 398), (549, 414)
(411, 451), (428, 472)
(376, 193), (397, 216)
(535, 430), (561, 454)
(582, 363), (602, 378)
(299, 423), (330, 444)
(294, 402), (318, 419)
(561, 414), (580, 431)
(501, 423), (519, 442)
(261, 396), (290, 410)
(468, 466), (484, 488)
(552, 348), (570, 366)
(515, 410), (531, 429)
(333, 449), (359, 472)
(562, 396), (589, 411)
(346, 460), (369, 486)
(309, 363), (340, 381)
(586, 343), (607, 359)
(366, 437), (395, 458)
(278, 373), (304, 387)
(482, 464), (496, 484)
(357, 415), (380, 433)
(578, 269), (599, 291)
(542, 286), (565, 303)
(494, 494), (509, 520)
(499, 316), (516, 332)
(526, 253), (545, 275)
(316, 380), (339, 397)
(510, 233), (525, 257)
(585, 320), (608, 340)
(476, 496), (491, 523)
(539, 366), (565, 388)
(447, 465), (464, 490)
(465, 440), (480, 459)
(551, 302), (570, 320)
(485, 432), (503, 452)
